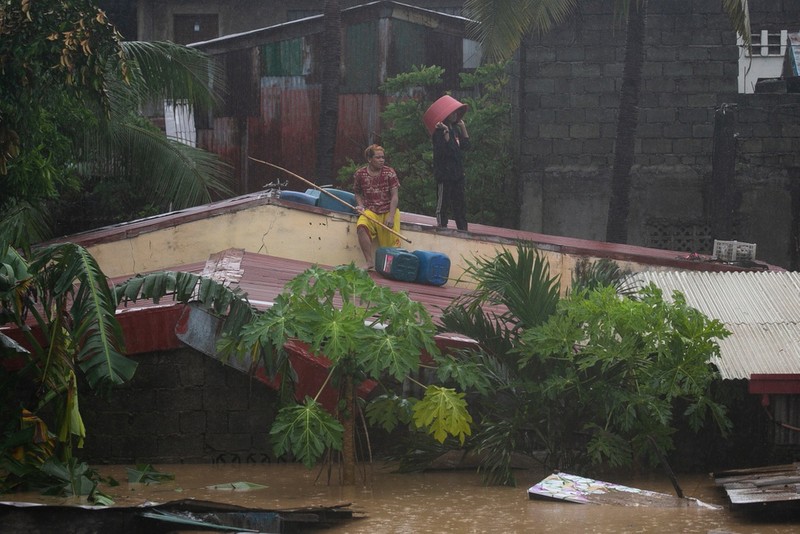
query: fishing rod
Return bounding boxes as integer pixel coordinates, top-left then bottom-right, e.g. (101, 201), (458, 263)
(249, 157), (411, 244)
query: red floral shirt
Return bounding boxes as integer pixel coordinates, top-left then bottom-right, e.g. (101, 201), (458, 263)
(353, 165), (399, 214)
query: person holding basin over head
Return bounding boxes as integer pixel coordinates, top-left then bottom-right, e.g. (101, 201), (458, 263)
(424, 95), (470, 231)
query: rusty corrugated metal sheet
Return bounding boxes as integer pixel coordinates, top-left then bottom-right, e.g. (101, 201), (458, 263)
(630, 271), (800, 380)
(336, 93), (383, 166)
(192, 2), (474, 193)
(343, 20), (380, 92)
(261, 38), (306, 76)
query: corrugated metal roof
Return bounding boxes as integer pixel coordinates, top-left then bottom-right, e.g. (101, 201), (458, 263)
(630, 271), (800, 380)
(110, 248), (494, 326)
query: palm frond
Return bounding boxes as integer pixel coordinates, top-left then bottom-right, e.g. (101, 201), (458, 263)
(114, 271), (256, 337)
(570, 258), (635, 296)
(118, 41), (226, 109)
(723, 0), (751, 45)
(104, 121), (233, 208)
(0, 201), (52, 254)
(460, 243), (561, 331)
(464, 0), (578, 62)
(30, 243), (134, 389)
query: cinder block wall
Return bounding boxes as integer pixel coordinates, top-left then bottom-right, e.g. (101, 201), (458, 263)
(515, 0), (800, 268)
(79, 349), (278, 464)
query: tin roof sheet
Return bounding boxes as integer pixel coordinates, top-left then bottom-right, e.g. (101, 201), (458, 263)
(630, 271), (800, 380)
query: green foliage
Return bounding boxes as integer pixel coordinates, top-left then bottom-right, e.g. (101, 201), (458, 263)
(412, 386), (473, 445)
(521, 284), (732, 468)
(442, 243), (560, 355)
(0, 0), (232, 249)
(270, 397), (344, 468)
(570, 257), (635, 296)
(352, 62), (517, 228)
(34, 458), (115, 505)
(0, 242), (136, 494)
(365, 393), (414, 433)
(126, 464), (175, 484)
(114, 270), (256, 335)
(423, 244), (730, 485)
(233, 263), (473, 470)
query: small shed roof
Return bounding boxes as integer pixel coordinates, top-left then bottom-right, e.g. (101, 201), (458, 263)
(190, 0), (471, 52)
(630, 270), (800, 380)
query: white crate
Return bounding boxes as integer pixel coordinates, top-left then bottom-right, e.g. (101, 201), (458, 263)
(713, 240), (757, 262)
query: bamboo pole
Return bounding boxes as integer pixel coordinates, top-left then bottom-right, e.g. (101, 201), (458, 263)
(249, 157), (411, 244)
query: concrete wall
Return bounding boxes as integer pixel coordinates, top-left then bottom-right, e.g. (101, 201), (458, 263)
(515, 0), (800, 268)
(80, 349), (278, 464)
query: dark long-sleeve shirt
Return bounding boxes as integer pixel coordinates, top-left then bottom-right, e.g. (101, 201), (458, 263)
(432, 125), (470, 184)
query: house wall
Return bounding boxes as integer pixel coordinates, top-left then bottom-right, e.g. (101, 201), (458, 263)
(193, 4), (472, 193)
(79, 348), (278, 464)
(515, 0), (800, 268)
(73, 198), (735, 293)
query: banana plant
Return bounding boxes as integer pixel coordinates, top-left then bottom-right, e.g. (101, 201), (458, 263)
(0, 242), (133, 478)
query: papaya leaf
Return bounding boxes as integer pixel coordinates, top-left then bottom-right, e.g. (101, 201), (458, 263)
(412, 386), (473, 445)
(365, 394), (414, 432)
(270, 397), (344, 468)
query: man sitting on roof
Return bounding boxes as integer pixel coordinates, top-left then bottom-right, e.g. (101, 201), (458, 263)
(353, 144), (401, 270)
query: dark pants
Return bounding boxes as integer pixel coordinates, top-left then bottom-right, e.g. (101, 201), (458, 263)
(436, 181), (467, 231)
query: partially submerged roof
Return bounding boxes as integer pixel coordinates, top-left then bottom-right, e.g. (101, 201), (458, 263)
(110, 248), (486, 356)
(630, 270), (800, 380)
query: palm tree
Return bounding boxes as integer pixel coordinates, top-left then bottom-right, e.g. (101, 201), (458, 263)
(0, 0), (232, 250)
(464, 0), (751, 244)
(316, 0), (342, 183)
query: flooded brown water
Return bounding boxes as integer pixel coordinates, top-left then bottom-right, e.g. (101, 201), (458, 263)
(4, 462), (798, 533)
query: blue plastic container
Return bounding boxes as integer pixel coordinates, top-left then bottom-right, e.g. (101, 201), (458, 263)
(412, 250), (451, 286)
(317, 188), (357, 214)
(304, 188), (322, 200)
(375, 247), (419, 282)
(280, 190), (318, 206)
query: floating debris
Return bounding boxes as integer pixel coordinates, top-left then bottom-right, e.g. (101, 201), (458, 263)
(528, 472), (717, 508)
(206, 481), (269, 491)
(714, 462), (800, 508)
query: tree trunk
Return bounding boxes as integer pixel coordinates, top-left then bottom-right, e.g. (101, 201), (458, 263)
(341, 374), (356, 485)
(708, 103), (738, 241)
(605, 0), (648, 244)
(316, 0), (341, 184)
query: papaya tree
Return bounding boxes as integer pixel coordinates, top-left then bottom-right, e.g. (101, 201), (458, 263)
(223, 263), (473, 485)
(111, 262), (475, 485)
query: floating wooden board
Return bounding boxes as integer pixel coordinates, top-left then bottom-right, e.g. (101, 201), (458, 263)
(714, 463), (800, 506)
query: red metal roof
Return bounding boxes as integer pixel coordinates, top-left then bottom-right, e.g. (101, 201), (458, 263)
(110, 248), (487, 343)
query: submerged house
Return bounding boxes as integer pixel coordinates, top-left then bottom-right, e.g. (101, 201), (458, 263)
(631, 270), (800, 466)
(9, 193), (794, 466)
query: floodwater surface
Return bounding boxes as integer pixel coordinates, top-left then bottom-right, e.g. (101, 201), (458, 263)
(5, 462), (799, 533)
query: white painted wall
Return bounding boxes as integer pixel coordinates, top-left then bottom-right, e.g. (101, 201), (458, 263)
(738, 30), (788, 94)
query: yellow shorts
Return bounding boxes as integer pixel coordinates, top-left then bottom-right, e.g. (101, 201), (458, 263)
(357, 209), (401, 248)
